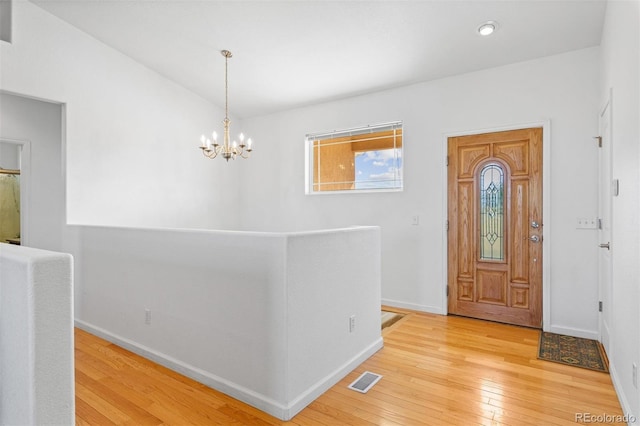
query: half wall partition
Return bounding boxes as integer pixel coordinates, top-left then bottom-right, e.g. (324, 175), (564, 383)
(70, 225), (382, 420)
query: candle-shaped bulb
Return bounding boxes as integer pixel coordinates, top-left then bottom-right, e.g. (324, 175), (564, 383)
(206, 138), (212, 149)
(200, 134), (206, 147)
(247, 138), (253, 149)
(212, 131), (218, 141)
(239, 133), (245, 143)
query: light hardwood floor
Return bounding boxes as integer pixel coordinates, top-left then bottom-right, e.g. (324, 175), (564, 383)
(75, 312), (623, 425)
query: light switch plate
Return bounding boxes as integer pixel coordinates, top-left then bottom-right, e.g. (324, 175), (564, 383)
(576, 218), (598, 229)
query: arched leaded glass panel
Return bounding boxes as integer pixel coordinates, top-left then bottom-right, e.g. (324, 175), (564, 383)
(479, 164), (505, 261)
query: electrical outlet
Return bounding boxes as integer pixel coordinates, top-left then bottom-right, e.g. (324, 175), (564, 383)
(633, 363), (637, 388)
(349, 315), (356, 333)
(145, 309), (152, 325)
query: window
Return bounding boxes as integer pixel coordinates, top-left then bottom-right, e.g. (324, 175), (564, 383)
(479, 163), (505, 261)
(306, 121), (402, 193)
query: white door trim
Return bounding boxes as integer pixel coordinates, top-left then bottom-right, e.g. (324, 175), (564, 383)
(441, 120), (551, 328)
(597, 89), (613, 352)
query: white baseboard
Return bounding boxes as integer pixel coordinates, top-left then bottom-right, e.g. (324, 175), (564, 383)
(285, 337), (384, 419)
(74, 319), (382, 421)
(382, 302), (601, 341)
(75, 320), (288, 417)
(545, 324), (599, 340)
(382, 298), (445, 315)
(608, 363), (638, 424)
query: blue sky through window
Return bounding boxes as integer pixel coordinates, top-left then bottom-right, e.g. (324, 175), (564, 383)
(354, 149), (402, 190)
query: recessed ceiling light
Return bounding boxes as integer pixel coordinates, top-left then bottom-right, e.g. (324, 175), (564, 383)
(478, 21), (498, 36)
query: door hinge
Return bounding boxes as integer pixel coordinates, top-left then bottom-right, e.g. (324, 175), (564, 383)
(446, 156), (449, 166)
(597, 218), (603, 230)
(599, 301), (603, 312)
(594, 136), (602, 148)
(445, 220), (449, 231)
(446, 285), (449, 297)
(612, 179), (620, 196)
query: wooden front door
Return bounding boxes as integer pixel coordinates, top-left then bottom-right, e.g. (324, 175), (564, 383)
(448, 128), (543, 328)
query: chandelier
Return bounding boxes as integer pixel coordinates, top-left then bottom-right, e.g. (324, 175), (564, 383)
(199, 50), (253, 161)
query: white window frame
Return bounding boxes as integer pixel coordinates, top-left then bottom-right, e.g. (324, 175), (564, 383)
(305, 121), (403, 195)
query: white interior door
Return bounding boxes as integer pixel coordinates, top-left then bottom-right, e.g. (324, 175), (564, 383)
(598, 97), (613, 354)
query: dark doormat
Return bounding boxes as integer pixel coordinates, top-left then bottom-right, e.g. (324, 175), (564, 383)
(538, 332), (608, 373)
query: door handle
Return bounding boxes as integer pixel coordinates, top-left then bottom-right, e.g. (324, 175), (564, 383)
(599, 242), (610, 250)
(527, 235), (541, 243)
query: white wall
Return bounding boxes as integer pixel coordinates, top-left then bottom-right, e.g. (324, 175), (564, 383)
(599, 0), (640, 419)
(0, 93), (64, 252)
(0, 142), (19, 170)
(240, 47), (601, 337)
(0, 244), (74, 425)
(1, 1), (604, 341)
(0, 0), (240, 230)
(72, 225), (382, 420)
(3, 0), (634, 417)
(285, 228), (382, 405)
(0, 4), (385, 419)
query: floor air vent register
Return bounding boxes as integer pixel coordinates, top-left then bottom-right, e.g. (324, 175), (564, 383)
(347, 371), (382, 393)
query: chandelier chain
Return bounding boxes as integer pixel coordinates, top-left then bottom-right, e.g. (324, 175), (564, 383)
(224, 53), (229, 120)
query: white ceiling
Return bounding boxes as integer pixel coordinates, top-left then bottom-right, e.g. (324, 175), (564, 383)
(31, 0), (607, 118)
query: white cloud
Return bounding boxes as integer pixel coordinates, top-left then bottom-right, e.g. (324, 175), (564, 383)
(362, 149), (402, 163)
(372, 161), (386, 167)
(369, 166), (402, 180)
(369, 172), (396, 180)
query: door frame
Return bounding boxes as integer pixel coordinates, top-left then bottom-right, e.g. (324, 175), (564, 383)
(0, 137), (32, 247)
(597, 90), (613, 351)
(441, 121), (551, 329)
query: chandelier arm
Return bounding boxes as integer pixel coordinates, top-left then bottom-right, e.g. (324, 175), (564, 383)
(205, 149), (217, 159)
